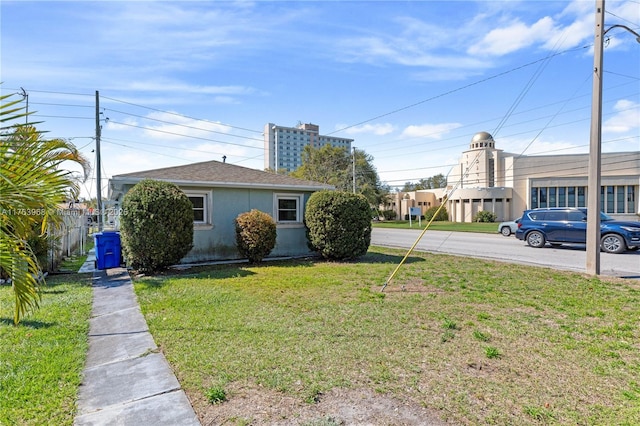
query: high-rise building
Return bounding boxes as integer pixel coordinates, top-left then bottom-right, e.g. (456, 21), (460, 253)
(264, 122), (354, 173)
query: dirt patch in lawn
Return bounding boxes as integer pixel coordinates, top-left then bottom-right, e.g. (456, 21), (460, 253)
(191, 385), (451, 426)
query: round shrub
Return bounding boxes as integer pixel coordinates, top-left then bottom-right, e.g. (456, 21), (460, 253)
(474, 210), (497, 223)
(381, 209), (397, 220)
(424, 205), (449, 221)
(235, 209), (277, 263)
(305, 190), (371, 260)
(120, 179), (193, 272)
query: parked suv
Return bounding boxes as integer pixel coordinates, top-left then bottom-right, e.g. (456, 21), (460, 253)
(515, 208), (640, 253)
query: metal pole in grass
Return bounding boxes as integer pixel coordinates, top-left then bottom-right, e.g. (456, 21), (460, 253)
(381, 152), (481, 292)
(381, 201), (449, 292)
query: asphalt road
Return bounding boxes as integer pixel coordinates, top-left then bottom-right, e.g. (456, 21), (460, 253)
(371, 228), (640, 279)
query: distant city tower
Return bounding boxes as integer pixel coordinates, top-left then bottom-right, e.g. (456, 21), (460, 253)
(264, 122), (354, 172)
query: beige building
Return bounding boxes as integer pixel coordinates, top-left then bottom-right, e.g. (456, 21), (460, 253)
(387, 131), (639, 223)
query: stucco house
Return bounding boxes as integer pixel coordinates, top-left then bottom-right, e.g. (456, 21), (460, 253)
(108, 160), (333, 263)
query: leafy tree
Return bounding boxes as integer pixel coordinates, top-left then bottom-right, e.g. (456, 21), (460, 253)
(430, 173), (447, 189)
(120, 179), (194, 272)
(291, 145), (350, 186)
(290, 145), (390, 208)
(402, 174), (447, 191)
(402, 181), (416, 191)
(305, 191), (371, 260)
(1, 93), (90, 324)
(235, 209), (277, 263)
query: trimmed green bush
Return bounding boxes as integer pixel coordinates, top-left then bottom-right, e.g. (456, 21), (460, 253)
(235, 209), (277, 263)
(424, 205), (449, 221)
(305, 191), (371, 260)
(474, 210), (497, 223)
(120, 179), (193, 272)
(381, 209), (397, 220)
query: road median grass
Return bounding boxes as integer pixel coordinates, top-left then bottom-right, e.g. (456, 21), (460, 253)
(373, 220), (498, 233)
(133, 246), (640, 425)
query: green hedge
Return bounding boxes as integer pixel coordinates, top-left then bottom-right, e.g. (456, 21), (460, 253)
(235, 209), (277, 263)
(305, 191), (371, 260)
(120, 179), (193, 272)
(424, 205), (449, 221)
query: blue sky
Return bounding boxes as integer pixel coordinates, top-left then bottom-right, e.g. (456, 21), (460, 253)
(1, 0), (639, 200)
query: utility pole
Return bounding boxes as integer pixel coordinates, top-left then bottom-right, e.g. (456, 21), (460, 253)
(95, 90), (103, 232)
(586, 1), (640, 275)
(586, 0), (604, 275)
(19, 87), (28, 124)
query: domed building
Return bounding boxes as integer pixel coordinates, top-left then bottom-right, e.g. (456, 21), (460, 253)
(386, 131), (639, 223)
(445, 131), (513, 222)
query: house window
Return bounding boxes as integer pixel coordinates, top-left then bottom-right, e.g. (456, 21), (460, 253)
(187, 194), (208, 224)
(274, 193), (303, 223)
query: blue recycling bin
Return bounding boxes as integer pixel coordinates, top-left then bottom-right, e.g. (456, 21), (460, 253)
(94, 231), (122, 270)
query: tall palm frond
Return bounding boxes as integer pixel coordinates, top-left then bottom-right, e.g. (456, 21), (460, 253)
(1, 91), (91, 324)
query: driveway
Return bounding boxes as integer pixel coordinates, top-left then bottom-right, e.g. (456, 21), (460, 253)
(371, 228), (639, 279)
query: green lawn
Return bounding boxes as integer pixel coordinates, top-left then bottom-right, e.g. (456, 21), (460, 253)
(0, 273), (93, 425)
(2, 239), (639, 425)
(373, 220), (498, 233)
(133, 247), (640, 425)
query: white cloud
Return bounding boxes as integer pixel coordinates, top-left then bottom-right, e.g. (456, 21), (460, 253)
(467, 17), (557, 56)
(502, 137), (585, 156)
(127, 80), (257, 96)
(181, 143), (250, 161)
(400, 123), (462, 139)
(142, 112), (233, 140)
(339, 123), (395, 136)
(603, 100), (640, 133)
(110, 152), (161, 176)
(105, 117), (138, 131)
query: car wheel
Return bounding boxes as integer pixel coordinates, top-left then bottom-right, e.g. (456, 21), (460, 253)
(500, 226), (511, 236)
(601, 234), (626, 254)
(526, 231), (546, 248)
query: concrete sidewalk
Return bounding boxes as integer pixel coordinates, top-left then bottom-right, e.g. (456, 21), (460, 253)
(78, 248), (96, 274)
(74, 267), (200, 426)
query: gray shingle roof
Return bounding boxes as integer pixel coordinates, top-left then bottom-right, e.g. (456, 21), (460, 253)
(111, 160), (332, 190)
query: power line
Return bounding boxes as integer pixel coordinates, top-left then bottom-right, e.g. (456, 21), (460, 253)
(103, 107), (263, 142)
(105, 120), (264, 150)
(326, 45), (591, 137)
(99, 94), (263, 134)
(100, 135), (263, 161)
(358, 81), (637, 154)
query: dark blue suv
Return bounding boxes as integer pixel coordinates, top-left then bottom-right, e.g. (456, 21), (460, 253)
(515, 208), (640, 253)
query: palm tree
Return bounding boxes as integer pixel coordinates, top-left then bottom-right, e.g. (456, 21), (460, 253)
(1, 92), (90, 324)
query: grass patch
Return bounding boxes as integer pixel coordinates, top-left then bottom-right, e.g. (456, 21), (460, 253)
(133, 246), (640, 425)
(484, 346), (501, 359)
(205, 386), (227, 404)
(55, 237), (94, 272)
(473, 329), (491, 342)
(0, 274), (93, 425)
(373, 220), (497, 233)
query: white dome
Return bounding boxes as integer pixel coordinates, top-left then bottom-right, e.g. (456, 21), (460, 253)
(470, 131), (495, 149)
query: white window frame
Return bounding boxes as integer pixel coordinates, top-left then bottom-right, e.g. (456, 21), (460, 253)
(274, 193), (304, 224)
(185, 191), (210, 225)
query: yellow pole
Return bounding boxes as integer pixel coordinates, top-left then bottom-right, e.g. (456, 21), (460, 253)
(381, 202), (448, 292)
